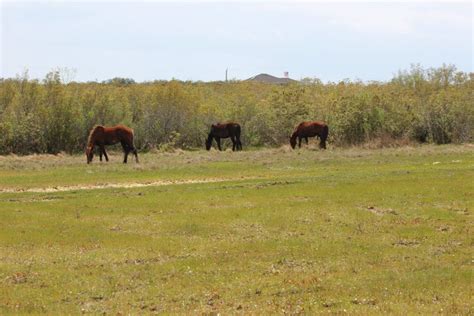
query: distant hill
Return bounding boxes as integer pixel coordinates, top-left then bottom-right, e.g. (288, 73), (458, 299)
(246, 73), (297, 84)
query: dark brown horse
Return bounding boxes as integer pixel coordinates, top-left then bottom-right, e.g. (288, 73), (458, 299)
(290, 121), (329, 149)
(205, 122), (242, 151)
(86, 125), (139, 164)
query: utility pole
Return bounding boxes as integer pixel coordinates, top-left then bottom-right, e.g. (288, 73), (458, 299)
(225, 68), (228, 82)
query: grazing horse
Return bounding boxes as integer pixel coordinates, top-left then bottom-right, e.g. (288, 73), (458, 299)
(290, 121), (329, 149)
(205, 122), (242, 151)
(86, 125), (139, 164)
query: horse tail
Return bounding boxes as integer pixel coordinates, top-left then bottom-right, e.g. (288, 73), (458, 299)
(235, 123), (242, 150)
(320, 124), (329, 149)
(322, 124), (329, 141)
(129, 127), (135, 145)
(131, 128), (138, 152)
(118, 125), (136, 150)
(235, 123), (241, 138)
(127, 127), (139, 162)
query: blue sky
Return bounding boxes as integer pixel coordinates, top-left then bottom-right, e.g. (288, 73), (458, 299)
(1, 1), (472, 82)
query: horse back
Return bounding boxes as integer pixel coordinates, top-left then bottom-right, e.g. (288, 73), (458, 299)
(92, 125), (134, 145)
(211, 122), (240, 138)
(297, 121), (327, 137)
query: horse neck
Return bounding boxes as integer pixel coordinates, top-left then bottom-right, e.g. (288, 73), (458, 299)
(87, 139), (95, 150)
(207, 132), (214, 142)
(290, 131), (298, 142)
(87, 129), (97, 148)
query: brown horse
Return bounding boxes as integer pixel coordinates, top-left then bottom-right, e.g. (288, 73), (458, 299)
(290, 121), (329, 149)
(86, 125), (139, 164)
(206, 122), (242, 151)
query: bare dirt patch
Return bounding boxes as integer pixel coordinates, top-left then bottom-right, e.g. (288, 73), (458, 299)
(364, 205), (398, 216)
(0, 177), (259, 194)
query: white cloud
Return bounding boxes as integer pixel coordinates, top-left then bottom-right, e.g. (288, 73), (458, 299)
(268, 2), (471, 37)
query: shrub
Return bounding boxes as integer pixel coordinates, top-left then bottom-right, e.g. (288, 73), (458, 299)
(0, 65), (472, 154)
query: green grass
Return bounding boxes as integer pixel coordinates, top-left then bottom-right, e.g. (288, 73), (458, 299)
(0, 145), (472, 314)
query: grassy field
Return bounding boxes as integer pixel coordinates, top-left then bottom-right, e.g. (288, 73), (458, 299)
(0, 145), (472, 314)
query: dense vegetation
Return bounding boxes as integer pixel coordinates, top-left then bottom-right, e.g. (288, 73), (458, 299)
(0, 64), (472, 154)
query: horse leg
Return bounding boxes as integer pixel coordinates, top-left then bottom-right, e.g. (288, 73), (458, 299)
(305, 137), (309, 144)
(320, 139), (326, 149)
(216, 138), (222, 151)
(231, 136), (236, 151)
(103, 147), (109, 162)
(99, 148), (103, 161)
(121, 141), (129, 163)
(234, 135), (241, 151)
(133, 148), (139, 163)
(123, 150), (129, 163)
(298, 137), (302, 148)
(100, 145), (109, 162)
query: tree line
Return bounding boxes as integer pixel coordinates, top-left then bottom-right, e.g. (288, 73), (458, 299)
(0, 64), (472, 155)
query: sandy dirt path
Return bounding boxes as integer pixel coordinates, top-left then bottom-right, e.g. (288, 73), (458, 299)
(0, 177), (258, 194)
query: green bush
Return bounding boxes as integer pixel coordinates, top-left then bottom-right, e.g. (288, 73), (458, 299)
(0, 65), (472, 154)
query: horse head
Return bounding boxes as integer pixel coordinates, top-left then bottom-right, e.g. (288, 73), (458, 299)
(86, 145), (94, 163)
(289, 133), (297, 149)
(205, 134), (213, 150)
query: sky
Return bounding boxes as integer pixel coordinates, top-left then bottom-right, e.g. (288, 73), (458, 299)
(1, 0), (472, 82)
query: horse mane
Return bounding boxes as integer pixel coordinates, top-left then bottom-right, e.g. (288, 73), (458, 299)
(290, 127), (299, 141)
(87, 125), (103, 147)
